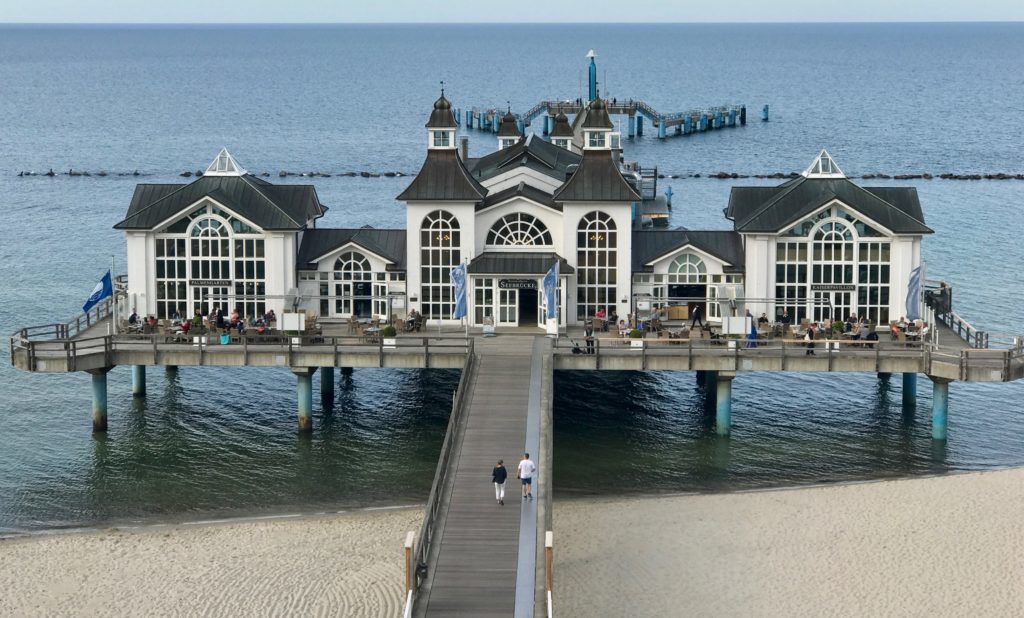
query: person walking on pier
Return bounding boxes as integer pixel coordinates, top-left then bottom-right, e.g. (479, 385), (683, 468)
(518, 453), (536, 500)
(805, 323), (816, 356)
(492, 459), (508, 506)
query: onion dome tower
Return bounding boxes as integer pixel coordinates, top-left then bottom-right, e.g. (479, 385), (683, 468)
(496, 105), (522, 150)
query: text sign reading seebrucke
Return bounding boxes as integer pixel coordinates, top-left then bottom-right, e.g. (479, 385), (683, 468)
(499, 279), (538, 290)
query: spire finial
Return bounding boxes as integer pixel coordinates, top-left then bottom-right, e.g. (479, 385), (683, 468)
(440, 80), (445, 96)
(507, 101), (511, 114)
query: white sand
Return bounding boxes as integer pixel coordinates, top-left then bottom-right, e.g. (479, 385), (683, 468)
(555, 469), (1024, 617)
(0, 508), (421, 618)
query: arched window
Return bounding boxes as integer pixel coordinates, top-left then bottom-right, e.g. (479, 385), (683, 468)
(421, 210), (461, 320)
(576, 211), (617, 321)
(486, 213), (552, 246)
(332, 251), (372, 317)
(668, 254), (707, 283)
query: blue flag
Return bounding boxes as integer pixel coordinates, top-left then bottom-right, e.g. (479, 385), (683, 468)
(83, 270), (113, 312)
(450, 263), (467, 319)
(905, 265), (922, 321)
(543, 261), (559, 320)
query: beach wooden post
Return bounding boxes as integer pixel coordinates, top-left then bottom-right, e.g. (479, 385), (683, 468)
(132, 365), (146, 397)
(293, 368), (315, 432)
(404, 531), (415, 594)
(715, 372), (735, 436)
(87, 367), (111, 432)
(930, 377), (952, 440)
(166, 365), (178, 377)
(903, 372), (917, 409)
(545, 530), (553, 597)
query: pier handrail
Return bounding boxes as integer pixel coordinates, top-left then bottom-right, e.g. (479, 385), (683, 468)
(407, 339), (477, 612)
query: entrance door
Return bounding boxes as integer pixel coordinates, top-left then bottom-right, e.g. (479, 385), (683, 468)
(518, 288), (539, 326)
(193, 286), (229, 317)
(498, 289), (518, 326)
(813, 291), (852, 322)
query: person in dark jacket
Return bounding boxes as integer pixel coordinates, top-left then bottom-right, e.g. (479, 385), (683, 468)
(492, 460), (508, 505)
(805, 323), (816, 356)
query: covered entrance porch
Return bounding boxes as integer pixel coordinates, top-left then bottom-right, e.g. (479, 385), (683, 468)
(467, 252), (573, 328)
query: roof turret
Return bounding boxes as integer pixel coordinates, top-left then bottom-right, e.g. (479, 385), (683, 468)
(550, 110), (574, 138)
(497, 108), (521, 138)
(582, 96), (614, 130)
(426, 87), (458, 129)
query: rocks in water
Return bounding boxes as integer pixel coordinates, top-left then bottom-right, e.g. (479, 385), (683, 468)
(279, 171), (289, 177)
(97, 171), (108, 177)
(340, 172), (356, 177)
(383, 171), (397, 177)
(180, 171), (192, 177)
(922, 173), (933, 179)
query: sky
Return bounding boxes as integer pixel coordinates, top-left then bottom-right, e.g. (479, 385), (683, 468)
(2, 0), (1022, 24)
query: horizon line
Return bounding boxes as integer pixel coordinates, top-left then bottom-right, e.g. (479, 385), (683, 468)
(2, 20), (1023, 26)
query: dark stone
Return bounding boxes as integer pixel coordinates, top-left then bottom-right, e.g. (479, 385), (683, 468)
(195, 170), (203, 177)
(922, 173), (933, 179)
(383, 171), (397, 177)
(693, 173), (701, 178)
(279, 171), (288, 177)
(862, 174), (876, 179)
(133, 170), (140, 176)
(180, 171), (192, 177)
(341, 172), (356, 177)
(98, 171), (108, 176)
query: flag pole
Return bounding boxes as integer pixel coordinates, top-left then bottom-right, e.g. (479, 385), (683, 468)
(111, 254), (117, 335)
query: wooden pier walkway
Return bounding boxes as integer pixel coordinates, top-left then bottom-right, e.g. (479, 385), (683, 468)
(414, 336), (550, 617)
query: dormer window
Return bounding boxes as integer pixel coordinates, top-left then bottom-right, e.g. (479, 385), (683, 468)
(587, 132), (606, 148)
(553, 138), (570, 150)
(499, 138), (517, 150)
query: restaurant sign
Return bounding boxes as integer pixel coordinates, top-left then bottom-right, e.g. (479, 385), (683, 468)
(499, 279), (537, 290)
(810, 284), (855, 291)
(190, 279), (232, 287)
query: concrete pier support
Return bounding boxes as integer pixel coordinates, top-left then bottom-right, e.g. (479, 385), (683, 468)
(294, 368), (316, 433)
(658, 120), (666, 139)
(341, 366), (353, 376)
(930, 377), (952, 441)
(902, 372), (917, 408)
(320, 366), (335, 402)
(715, 372), (735, 436)
(877, 372), (891, 381)
(636, 116), (643, 136)
(166, 365), (178, 377)
(132, 365), (146, 397)
(627, 115), (636, 138)
(88, 368), (112, 432)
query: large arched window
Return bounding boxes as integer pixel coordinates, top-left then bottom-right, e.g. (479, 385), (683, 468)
(332, 251), (372, 317)
(576, 211), (617, 320)
(776, 210), (891, 324)
(421, 210), (461, 320)
(668, 254), (707, 283)
(486, 213), (552, 246)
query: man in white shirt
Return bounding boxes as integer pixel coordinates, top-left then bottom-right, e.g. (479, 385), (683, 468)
(517, 453), (537, 500)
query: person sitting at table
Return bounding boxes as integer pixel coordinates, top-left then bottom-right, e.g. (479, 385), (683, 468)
(617, 319), (628, 336)
(406, 308), (421, 332)
(596, 308), (607, 331)
(230, 308), (240, 326)
(897, 316), (908, 331)
(235, 318), (245, 335)
(170, 308), (181, 321)
(780, 310), (791, 326)
(180, 319), (191, 335)
(890, 321), (901, 340)
(758, 313), (770, 327)
(256, 322), (266, 335)
(128, 309), (139, 326)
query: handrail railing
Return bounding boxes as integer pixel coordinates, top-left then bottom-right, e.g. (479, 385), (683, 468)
(406, 341), (477, 615)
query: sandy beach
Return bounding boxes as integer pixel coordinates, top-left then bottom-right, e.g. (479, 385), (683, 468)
(556, 468), (1024, 617)
(0, 507), (421, 618)
(3, 470), (1023, 617)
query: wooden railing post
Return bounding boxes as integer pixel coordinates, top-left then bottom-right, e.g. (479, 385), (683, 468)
(405, 531), (415, 594)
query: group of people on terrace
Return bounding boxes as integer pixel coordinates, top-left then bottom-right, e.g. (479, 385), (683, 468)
(127, 307), (276, 336)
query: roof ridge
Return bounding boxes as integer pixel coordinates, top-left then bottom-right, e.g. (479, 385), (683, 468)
(734, 176), (807, 228)
(116, 179), (205, 227)
(859, 185), (930, 229)
(240, 174), (305, 227)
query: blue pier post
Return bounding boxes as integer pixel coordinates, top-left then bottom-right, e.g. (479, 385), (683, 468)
(715, 372), (735, 436)
(658, 120), (666, 139)
(627, 115), (636, 138)
(762, 104), (770, 121)
(930, 377), (951, 440)
(542, 115), (550, 136)
(903, 372), (917, 409)
(492, 114), (499, 133)
(294, 368), (315, 432)
(728, 110), (736, 127)
(465, 110), (472, 128)
(320, 366), (335, 403)
(675, 124), (682, 135)
(699, 113), (708, 131)
(714, 111), (722, 129)
(89, 368), (111, 432)
(683, 116), (691, 135)
(636, 115), (643, 136)
(132, 365), (146, 397)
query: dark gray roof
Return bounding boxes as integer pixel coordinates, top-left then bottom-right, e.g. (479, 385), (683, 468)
(553, 150), (641, 202)
(468, 252), (574, 275)
(497, 111), (521, 137)
(726, 176), (932, 234)
(114, 174), (325, 231)
(396, 149), (487, 202)
(632, 229), (745, 273)
(478, 181), (561, 212)
(297, 227), (407, 270)
(550, 111), (574, 138)
(465, 134), (581, 183)
(426, 94), (458, 129)
(582, 97), (613, 129)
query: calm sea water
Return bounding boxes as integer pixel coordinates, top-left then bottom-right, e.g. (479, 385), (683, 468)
(1, 23), (1023, 532)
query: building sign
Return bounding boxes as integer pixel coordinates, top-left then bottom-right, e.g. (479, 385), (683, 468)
(190, 279), (231, 287)
(811, 284), (855, 291)
(499, 279), (537, 290)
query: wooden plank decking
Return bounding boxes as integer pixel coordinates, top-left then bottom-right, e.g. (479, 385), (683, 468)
(418, 336), (541, 617)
